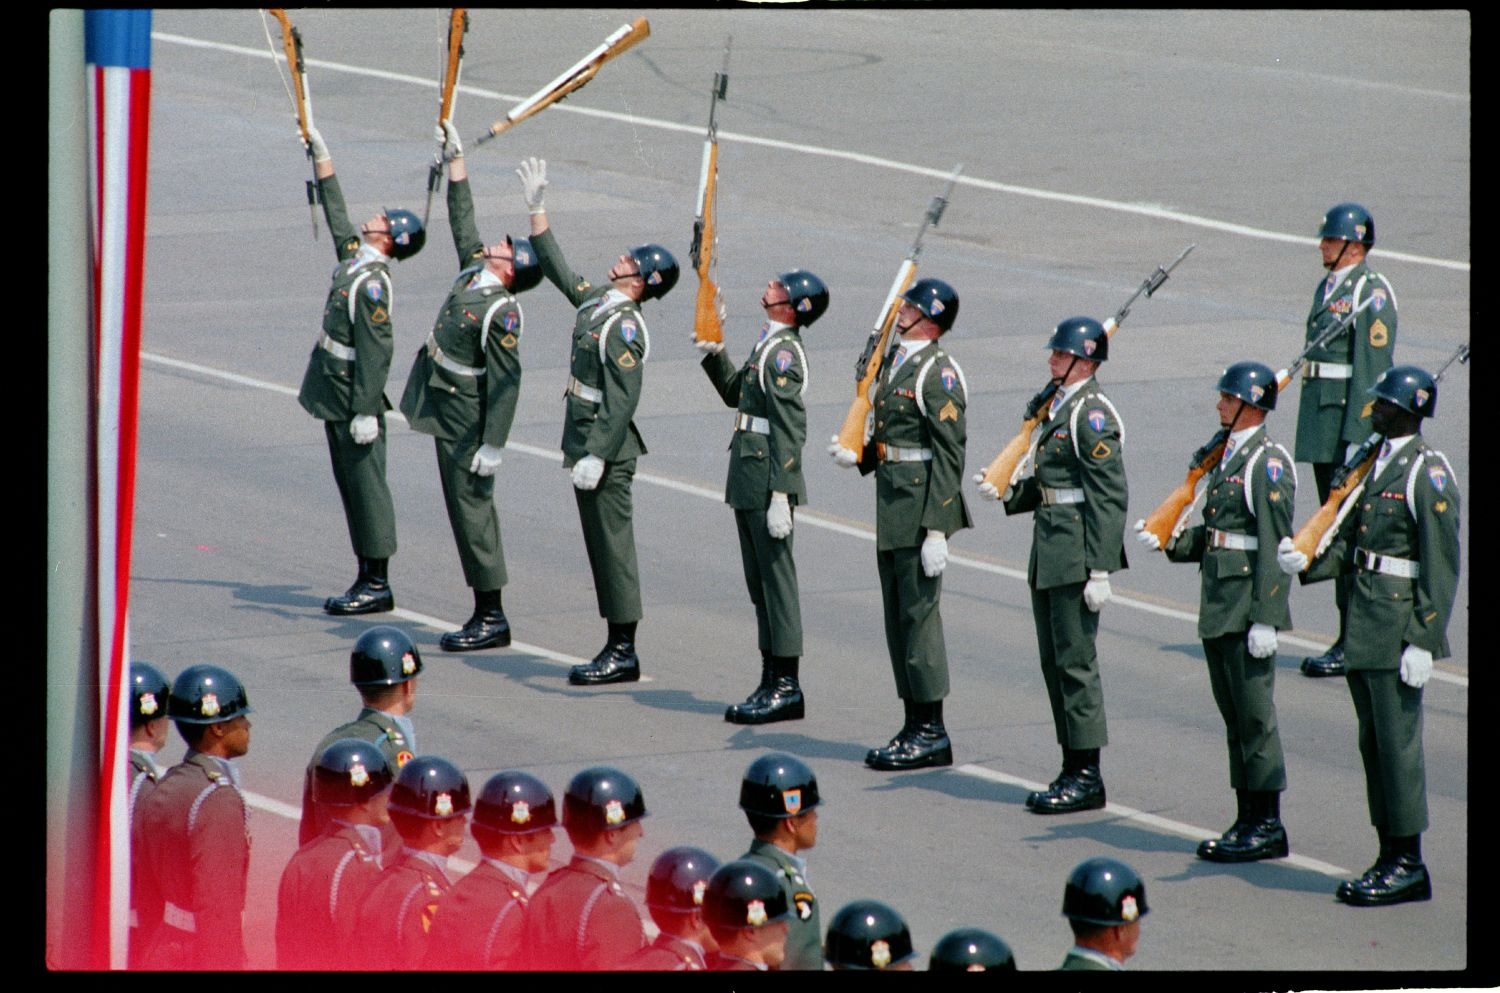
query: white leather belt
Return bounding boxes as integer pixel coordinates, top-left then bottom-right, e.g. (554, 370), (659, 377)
(1041, 487), (1086, 505)
(319, 333), (356, 361)
(566, 376), (603, 403)
(1305, 361), (1353, 379)
(1356, 548), (1419, 578)
(877, 444), (932, 463)
(426, 334), (485, 376)
(735, 413), (770, 434)
(1208, 527), (1259, 550)
(163, 901), (197, 933)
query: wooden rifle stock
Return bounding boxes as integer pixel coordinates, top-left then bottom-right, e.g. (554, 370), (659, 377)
(425, 9), (468, 224)
(267, 8), (319, 237)
(691, 40), (730, 345)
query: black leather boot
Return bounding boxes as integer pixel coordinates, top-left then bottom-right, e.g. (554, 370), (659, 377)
(1027, 747), (1106, 814)
(864, 700), (918, 769)
(325, 558), (395, 615)
(726, 655), (804, 724)
(1301, 641), (1346, 677)
(865, 700), (952, 770)
(1209, 790), (1289, 862)
(570, 621), (641, 685)
(1338, 834), (1431, 906)
(1197, 790), (1251, 860)
(440, 588), (511, 651)
(1337, 830), (1391, 901)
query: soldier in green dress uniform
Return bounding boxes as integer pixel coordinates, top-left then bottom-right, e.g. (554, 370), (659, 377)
(737, 752), (822, 970)
(697, 271), (828, 723)
(1279, 365), (1460, 906)
(830, 278), (971, 770)
(1057, 857), (1148, 971)
(1295, 202), (1397, 677)
(295, 127), (425, 616)
(517, 157), (679, 685)
(399, 121), (542, 651)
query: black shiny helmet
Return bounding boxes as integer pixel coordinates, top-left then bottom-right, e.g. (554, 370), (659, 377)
(929, 927), (1016, 972)
(899, 278), (959, 332)
(778, 269), (830, 328)
(1217, 360), (1279, 411)
(130, 661), (172, 728)
(350, 626), (423, 686)
(1318, 201), (1375, 248)
(473, 770), (557, 835)
(1368, 364), (1437, 418)
(505, 235), (543, 293)
(824, 900), (916, 970)
(312, 738), (394, 808)
(1047, 316), (1109, 362)
(646, 846), (721, 913)
(388, 755), (472, 820)
(704, 859), (791, 930)
(562, 766), (648, 835)
(739, 752), (821, 819)
(1062, 856), (1150, 926)
(383, 207), (426, 260)
(167, 664), (252, 724)
(628, 243), (679, 300)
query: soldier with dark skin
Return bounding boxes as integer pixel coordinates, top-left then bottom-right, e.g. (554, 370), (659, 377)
(518, 157), (680, 686)
(1058, 857), (1149, 971)
(424, 770), (557, 970)
(127, 662), (171, 969)
(703, 860), (794, 972)
(696, 271), (827, 723)
(400, 121), (543, 651)
(622, 846), (722, 971)
(134, 665), (254, 970)
(1279, 365), (1460, 906)
(299, 626), (421, 852)
(824, 900), (918, 971)
(296, 126), (425, 617)
(276, 739), (393, 969)
(1294, 202), (1397, 678)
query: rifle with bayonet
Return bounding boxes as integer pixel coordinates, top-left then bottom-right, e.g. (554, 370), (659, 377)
(977, 245), (1195, 494)
(265, 8), (319, 238)
(832, 165), (963, 460)
(1136, 289), (1378, 548)
(1289, 340), (1469, 565)
(424, 8), (468, 225)
(690, 38), (731, 345)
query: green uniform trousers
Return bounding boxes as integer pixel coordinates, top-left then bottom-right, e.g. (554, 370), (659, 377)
(433, 436), (507, 591)
(575, 457), (642, 624)
(1347, 668), (1428, 836)
(1031, 581), (1108, 748)
(323, 419), (396, 560)
(1203, 632), (1287, 791)
(735, 508), (803, 658)
(876, 547), (949, 702)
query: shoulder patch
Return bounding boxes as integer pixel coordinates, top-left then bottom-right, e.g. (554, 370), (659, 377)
(500, 333), (518, 349)
(1369, 286), (1389, 313)
(1091, 440), (1112, 460)
(938, 399), (959, 422)
(939, 365), (958, 391)
(619, 317), (639, 343)
(617, 351), (638, 369)
(1369, 319), (1390, 348)
(774, 348), (795, 374)
(1087, 408), (1107, 432)
(369, 306), (388, 324)
(1426, 463), (1448, 492)
(1264, 456), (1285, 483)
(502, 310), (520, 332)
(396, 750), (414, 768)
(365, 280), (384, 302)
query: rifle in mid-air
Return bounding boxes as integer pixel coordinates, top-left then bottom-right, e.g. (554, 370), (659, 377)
(424, 8), (468, 225)
(689, 38), (731, 345)
(265, 8), (319, 238)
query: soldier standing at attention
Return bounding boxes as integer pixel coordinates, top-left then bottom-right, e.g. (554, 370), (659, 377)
(127, 661), (171, 969)
(703, 860), (794, 972)
(824, 900), (918, 970)
(400, 120), (543, 652)
(736, 752), (822, 970)
(1138, 362), (1295, 862)
(1057, 857), (1149, 971)
(696, 270), (828, 723)
(517, 157), (680, 686)
(994, 317), (1127, 815)
(830, 279), (971, 771)
(1294, 202), (1397, 678)
(1279, 365), (1460, 906)
(622, 846), (722, 971)
(295, 125), (425, 617)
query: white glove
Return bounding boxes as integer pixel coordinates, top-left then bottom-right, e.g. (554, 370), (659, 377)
(1247, 623), (1278, 659)
(766, 492), (792, 539)
(1134, 519), (1161, 551)
(436, 118), (462, 159)
(1276, 536), (1308, 575)
(694, 337), (725, 355)
(920, 531), (948, 578)
(517, 156), (547, 214)
(571, 454), (605, 491)
(1399, 644), (1433, 688)
(1083, 570), (1112, 612)
(470, 443), (504, 477)
(349, 414), (379, 445)
(305, 125), (330, 163)
(828, 435), (859, 469)
(972, 471), (1000, 501)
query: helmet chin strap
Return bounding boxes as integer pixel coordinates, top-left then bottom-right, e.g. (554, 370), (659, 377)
(1325, 239), (1351, 272)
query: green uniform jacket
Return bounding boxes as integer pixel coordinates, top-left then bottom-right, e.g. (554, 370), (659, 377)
(1303, 435), (1460, 667)
(702, 324), (809, 509)
(424, 858), (529, 970)
(1005, 379), (1128, 588)
(742, 839), (821, 971)
(399, 177), (524, 449)
(531, 229), (649, 466)
(1059, 948), (1123, 970)
(356, 849), (453, 970)
(299, 708), (413, 847)
(1294, 262), (1397, 463)
(275, 822), (382, 970)
(298, 174), (395, 421)
(871, 344), (972, 550)
(1166, 428), (1296, 638)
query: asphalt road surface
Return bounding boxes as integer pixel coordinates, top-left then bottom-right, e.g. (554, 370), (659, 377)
(128, 9), (1469, 980)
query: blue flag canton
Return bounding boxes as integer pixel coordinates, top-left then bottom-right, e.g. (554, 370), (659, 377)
(85, 10), (153, 69)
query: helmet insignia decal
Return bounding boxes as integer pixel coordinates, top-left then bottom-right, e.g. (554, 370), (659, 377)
(1355, 223), (1367, 241)
(401, 652), (417, 676)
(783, 789), (802, 815)
(435, 792), (454, 817)
(516, 249), (531, 264)
(349, 762), (369, 788)
(929, 299), (944, 315)
(139, 692), (158, 716)
(200, 693), (220, 718)
(511, 800), (532, 825)
(1249, 385), (1264, 403)
(1415, 387), (1430, 409)
(605, 798), (626, 825)
(797, 297), (811, 312)
(871, 939), (892, 968)
(747, 899), (767, 926)
(647, 271), (662, 285)
(1082, 339), (1097, 356)
(1121, 894), (1139, 922)
(692, 880), (708, 905)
